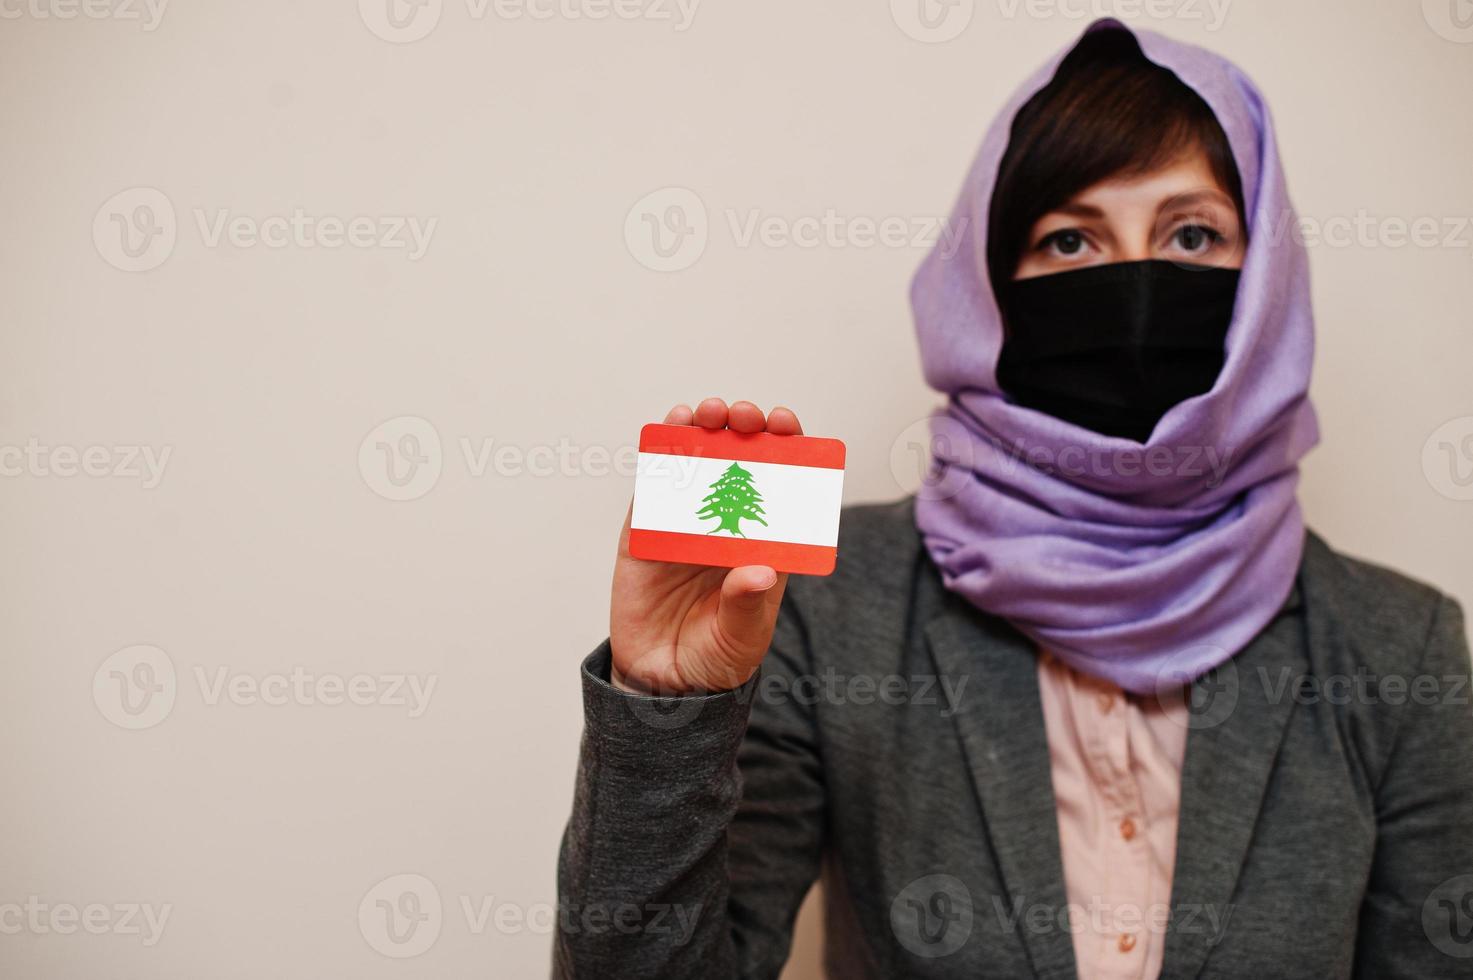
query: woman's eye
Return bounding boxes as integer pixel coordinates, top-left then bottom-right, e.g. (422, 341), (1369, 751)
(1173, 224), (1222, 253)
(1042, 230), (1086, 256)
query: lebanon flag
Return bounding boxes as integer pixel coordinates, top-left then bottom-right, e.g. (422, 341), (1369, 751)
(629, 423), (847, 576)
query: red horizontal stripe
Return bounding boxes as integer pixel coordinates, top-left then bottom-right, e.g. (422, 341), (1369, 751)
(629, 529), (837, 576)
(639, 423), (845, 469)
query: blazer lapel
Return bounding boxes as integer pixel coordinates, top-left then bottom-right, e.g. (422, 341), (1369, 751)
(926, 596), (1079, 980)
(1160, 583), (1309, 980)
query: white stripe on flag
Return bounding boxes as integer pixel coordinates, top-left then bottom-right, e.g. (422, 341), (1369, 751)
(632, 452), (843, 547)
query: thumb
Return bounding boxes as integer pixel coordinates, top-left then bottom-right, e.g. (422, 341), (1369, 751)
(715, 565), (783, 662)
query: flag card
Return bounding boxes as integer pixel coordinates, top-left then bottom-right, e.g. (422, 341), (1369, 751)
(629, 423), (847, 576)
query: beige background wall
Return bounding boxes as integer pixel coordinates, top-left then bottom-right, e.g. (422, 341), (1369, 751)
(1, 1), (1469, 976)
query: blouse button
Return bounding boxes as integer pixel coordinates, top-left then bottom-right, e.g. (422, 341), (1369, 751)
(1118, 933), (1137, 953)
(1119, 817), (1137, 841)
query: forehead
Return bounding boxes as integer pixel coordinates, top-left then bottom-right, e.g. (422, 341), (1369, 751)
(1066, 149), (1233, 209)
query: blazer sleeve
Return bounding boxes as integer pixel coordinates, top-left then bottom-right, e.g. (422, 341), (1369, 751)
(1354, 596), (1473, 978)
(553, 593), (826, 979)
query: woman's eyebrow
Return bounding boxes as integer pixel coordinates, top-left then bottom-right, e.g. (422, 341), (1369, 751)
(1045, 201), (1105, 219)
(1159, 189), (1234, 212)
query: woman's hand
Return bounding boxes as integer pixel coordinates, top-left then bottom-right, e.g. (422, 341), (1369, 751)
(609, 398), (802, 695)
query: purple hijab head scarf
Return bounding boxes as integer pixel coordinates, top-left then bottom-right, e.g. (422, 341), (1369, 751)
(912, 19), (1319, 695)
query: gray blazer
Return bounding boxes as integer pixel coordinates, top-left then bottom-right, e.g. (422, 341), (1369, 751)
(555, 499), (1473, 979)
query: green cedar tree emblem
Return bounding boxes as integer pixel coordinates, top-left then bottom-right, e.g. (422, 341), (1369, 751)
(696, 462), (768, 537)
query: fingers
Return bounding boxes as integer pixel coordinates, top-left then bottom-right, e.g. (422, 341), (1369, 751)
(727, 400), (765, 433)
(692, 397), (728, 429)
(679, 397), (801, 435)
(766, 406), (803, 435)
(715, 565), (782, 658)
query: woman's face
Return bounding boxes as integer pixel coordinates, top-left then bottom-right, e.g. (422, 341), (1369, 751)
(1012, 146), (1247, 280)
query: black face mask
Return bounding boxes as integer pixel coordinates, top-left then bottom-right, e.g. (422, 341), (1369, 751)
(995, 260), (1240, 443)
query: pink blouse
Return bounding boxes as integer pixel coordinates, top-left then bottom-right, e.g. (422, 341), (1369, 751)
(1037, 651), (1190, 980)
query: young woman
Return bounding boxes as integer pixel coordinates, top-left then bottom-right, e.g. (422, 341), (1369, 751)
(555, 21), (1473, 980)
